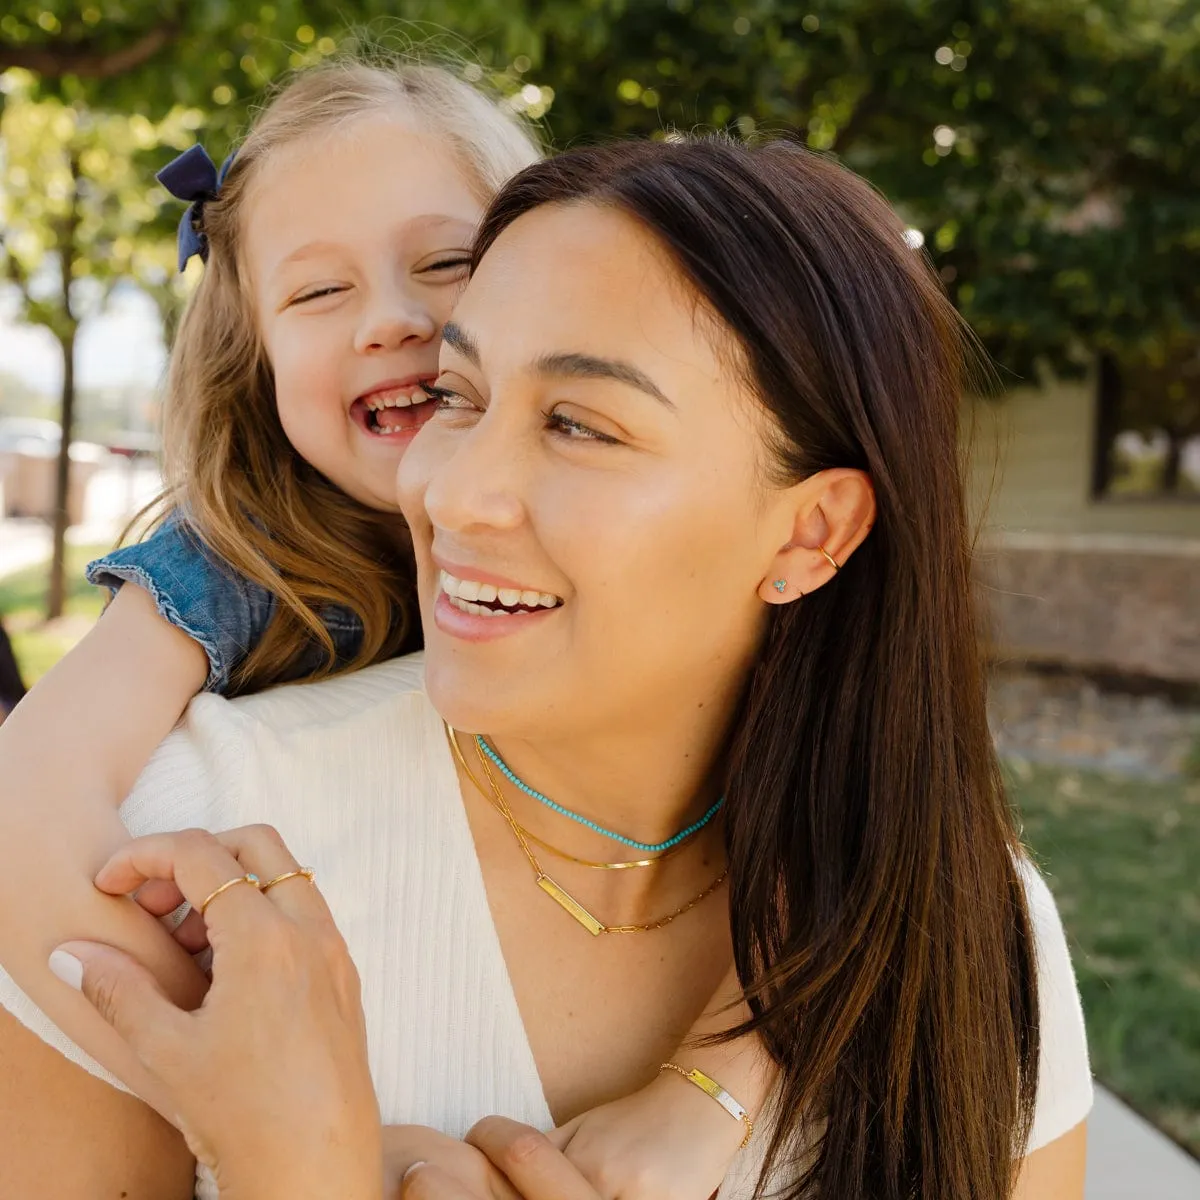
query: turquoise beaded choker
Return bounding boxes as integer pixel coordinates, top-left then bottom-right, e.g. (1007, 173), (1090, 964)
(474, 735), (724, 853)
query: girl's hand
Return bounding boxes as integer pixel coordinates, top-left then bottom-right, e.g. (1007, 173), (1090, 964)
(548, 1073), (741, 1200)
(402, 1118), (603, 1199)
(49, 825), (384, 1200)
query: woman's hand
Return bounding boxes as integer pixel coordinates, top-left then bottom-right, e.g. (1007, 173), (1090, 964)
(383, 1124), (522, 1199)
(48, 825), (384, 1200)
(402, 1118), (603, 1199)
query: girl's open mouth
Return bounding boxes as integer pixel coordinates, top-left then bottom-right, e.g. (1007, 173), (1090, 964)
(351, 385), (438, 438)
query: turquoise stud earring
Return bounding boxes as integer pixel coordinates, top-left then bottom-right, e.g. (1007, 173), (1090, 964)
(773, 579), (787, 593)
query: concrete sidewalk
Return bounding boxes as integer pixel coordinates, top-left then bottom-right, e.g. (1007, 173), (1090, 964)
(1087, 1086), (1200, 1199)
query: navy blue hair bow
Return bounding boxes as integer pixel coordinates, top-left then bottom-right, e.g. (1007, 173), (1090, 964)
(157, 144), (237, 272)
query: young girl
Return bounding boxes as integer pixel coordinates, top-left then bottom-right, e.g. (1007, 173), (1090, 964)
(0, 57), (768, 1199)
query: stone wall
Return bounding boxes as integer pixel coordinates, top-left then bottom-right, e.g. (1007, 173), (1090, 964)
(977, 532), (1200, 684)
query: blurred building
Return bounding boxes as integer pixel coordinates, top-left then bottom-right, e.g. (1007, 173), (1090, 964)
(970, 374), (1199, 685)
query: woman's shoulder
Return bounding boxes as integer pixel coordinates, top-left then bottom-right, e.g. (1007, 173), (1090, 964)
(1013, 855), (1094, 1153)
(198, 650), (431, 732)
(121, 652), (435, 837)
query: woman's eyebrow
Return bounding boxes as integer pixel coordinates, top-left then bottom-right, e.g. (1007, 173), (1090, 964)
(442, 321), (481, 363)
(442, 323), (674, 410)
(533, 352), (675, 409)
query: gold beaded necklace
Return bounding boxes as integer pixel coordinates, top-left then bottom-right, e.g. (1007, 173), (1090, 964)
(445, 724), (727, 936)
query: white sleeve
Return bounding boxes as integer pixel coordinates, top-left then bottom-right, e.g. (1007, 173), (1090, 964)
(0, 694), (244, 1093)
(1019, 858), (1094, 1153)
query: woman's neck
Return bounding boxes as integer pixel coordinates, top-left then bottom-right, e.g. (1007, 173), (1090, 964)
(483, 683), (742, 848)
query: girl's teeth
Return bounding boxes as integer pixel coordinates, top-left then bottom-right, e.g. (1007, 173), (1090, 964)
(457, 579), (482, 602)
(477, 583), (498, 603)
(539, 592), (557, 607)
(519, 589), (540, 607)
(497, 588), (521, 606)
(365, 388), (429, 412)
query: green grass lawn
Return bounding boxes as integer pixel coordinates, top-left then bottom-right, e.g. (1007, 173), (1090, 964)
(1009, 759), (1200, 1156)
(0, 545), (107, 685)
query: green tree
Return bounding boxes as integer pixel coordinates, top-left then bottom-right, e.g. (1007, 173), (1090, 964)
(5, 0), (1197, 449)
(0, 70), (186, 616)
(519, 1), (1200, 392)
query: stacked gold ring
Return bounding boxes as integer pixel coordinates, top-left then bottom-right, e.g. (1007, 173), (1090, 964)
(199, 873), (260, 916)
(260, 867), (316, 893)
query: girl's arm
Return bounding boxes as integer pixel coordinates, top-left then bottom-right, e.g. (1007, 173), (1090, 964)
(0, 583), (210, 1115)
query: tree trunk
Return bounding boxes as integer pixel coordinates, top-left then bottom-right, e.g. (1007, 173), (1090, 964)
(1161, 427), (1184, 495)
(45, 148), (82, 621)
(46, 329), (77, 619)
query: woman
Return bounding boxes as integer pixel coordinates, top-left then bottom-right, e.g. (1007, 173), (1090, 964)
(0, 137), (1091, 1200)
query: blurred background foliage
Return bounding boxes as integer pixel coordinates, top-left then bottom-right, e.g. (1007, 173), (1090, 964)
(1, 0), (1197, 384)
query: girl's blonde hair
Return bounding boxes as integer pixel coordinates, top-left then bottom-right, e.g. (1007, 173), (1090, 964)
(160, 55), (541, 695)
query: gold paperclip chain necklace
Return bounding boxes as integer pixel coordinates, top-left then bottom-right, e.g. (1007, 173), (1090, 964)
(445, 724), (727, 936)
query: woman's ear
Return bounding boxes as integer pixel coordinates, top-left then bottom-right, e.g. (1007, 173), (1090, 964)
(758, 468), (876, 604)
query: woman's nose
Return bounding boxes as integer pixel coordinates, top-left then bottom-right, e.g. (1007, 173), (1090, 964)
(354, 290), (437, 354)
(421, 413), (526, 536)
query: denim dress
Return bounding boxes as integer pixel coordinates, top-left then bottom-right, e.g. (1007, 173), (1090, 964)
(86, 511), (365, 694)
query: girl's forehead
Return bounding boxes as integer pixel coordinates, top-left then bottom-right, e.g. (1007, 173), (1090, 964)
(255, 114), (482, 205)
(243, 118), (485, 275)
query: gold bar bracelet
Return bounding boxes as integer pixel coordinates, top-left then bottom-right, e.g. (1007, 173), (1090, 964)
(659, 1062), (754, 1149)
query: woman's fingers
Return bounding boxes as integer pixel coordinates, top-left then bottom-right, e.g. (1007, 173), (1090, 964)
(467, 1118), (604, 1200)
(167, 906), (212, 954)
(95, 826), (328, 927)
(130, 876), (214, 952)
(50, 939), (188, 1066)
(93, 828), (266, 918)
(132, 876), (187, 917)
(384, 1127), (524, 1200)
(542, 1113), (582, 1151)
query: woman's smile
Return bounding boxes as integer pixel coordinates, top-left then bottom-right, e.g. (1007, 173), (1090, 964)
(435, 565), (564, 642)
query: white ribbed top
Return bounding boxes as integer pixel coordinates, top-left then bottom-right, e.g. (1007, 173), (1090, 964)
(0, 653), (1092, 1197)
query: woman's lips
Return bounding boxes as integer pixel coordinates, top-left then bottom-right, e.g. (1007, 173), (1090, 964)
(432, 590), (559, 643)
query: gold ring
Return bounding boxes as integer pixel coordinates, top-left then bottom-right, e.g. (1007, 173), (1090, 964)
(260, 867), (316, 893)
(818, 544), (840, 572)
(199, 873), (260, 916)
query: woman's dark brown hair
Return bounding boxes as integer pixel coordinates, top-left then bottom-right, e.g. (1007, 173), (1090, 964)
(473, 138), (1038, 1200)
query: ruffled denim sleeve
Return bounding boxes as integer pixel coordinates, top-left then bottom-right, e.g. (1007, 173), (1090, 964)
(86, 511), (271, 693)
